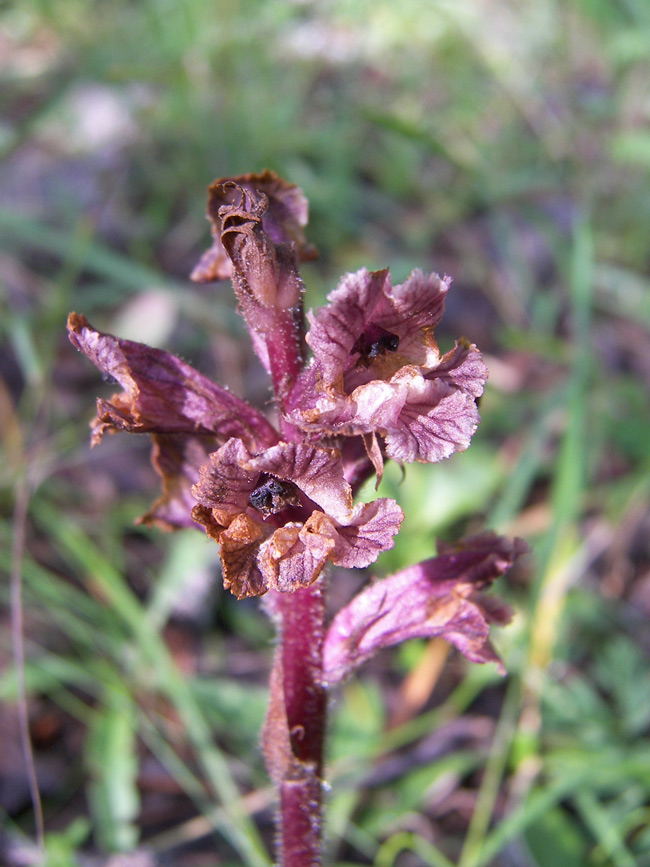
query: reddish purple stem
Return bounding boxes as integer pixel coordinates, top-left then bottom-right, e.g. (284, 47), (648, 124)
(263, 308), (306, 407)
(274, 583), (326, 866)
(266, 297), (325, 865)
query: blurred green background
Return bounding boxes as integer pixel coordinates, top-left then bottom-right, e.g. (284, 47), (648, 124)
(1, 1), (650, 865)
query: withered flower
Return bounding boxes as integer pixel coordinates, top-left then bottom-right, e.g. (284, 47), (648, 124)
(67, 312), (279, 530)
(191, 170), (317, 398)
(190, 169), (316, 285)
(191, 438), (403, 599)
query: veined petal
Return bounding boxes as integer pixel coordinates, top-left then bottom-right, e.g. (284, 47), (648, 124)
(305, 267), (450, 389)
(323, 532), (528, 684)
(289, 354), (485, 464)
(425, 338), (488, 397)
(306, 268), (390, 386)
(332, 498), (404, 568)
(382, 372), (481, 463)
(67, 313), (279, 450)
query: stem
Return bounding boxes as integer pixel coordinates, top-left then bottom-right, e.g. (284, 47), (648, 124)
(271, 582), (327, 867)
(265, 308), (306, 405)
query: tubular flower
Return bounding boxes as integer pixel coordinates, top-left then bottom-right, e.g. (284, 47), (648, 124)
(285, 267), (488, 468)
(191, 438), (403, 599)
(191, 171), (317, 397)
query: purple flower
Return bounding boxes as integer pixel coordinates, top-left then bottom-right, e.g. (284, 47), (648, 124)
(68, 172), (519, 627)
(286, 267), (488, 469)
(68, 170), (526, 867)
(323, 532), (527, 683)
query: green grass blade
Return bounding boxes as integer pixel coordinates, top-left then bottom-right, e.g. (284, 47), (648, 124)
(31, 500), (271, 867)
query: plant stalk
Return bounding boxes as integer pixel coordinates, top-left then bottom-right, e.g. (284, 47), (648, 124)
(270, 582), (326, 866)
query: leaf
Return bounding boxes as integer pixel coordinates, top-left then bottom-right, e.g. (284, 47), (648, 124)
(524, 807), (587, 867)
(86, 693), (140, 852)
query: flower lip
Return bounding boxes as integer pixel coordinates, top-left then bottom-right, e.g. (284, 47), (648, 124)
(322, 532), (528, 684)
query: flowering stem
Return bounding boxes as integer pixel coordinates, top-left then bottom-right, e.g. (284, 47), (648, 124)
(274, 583), (326, 866)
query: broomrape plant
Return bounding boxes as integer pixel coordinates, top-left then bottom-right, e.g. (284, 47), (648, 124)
(68, 171), (526, 866)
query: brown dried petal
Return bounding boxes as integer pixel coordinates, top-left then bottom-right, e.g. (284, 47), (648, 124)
(218, 513), (269, 599)
(218, 184), (303, 311)
(191, 170), (316, 284)
(260, 650), (293, 784)
(323, 532), (528, 684)
(259, 513), (338, 593)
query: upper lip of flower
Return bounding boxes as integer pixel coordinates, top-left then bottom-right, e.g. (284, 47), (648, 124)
(66, 312), (281, 531)
(66, 312), (280, 449)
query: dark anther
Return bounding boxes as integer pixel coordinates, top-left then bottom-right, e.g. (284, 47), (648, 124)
(249, 476), (301, 518)
(353, 324), (400, 365)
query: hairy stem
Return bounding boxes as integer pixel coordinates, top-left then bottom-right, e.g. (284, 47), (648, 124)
(266, 583), (326, 866)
